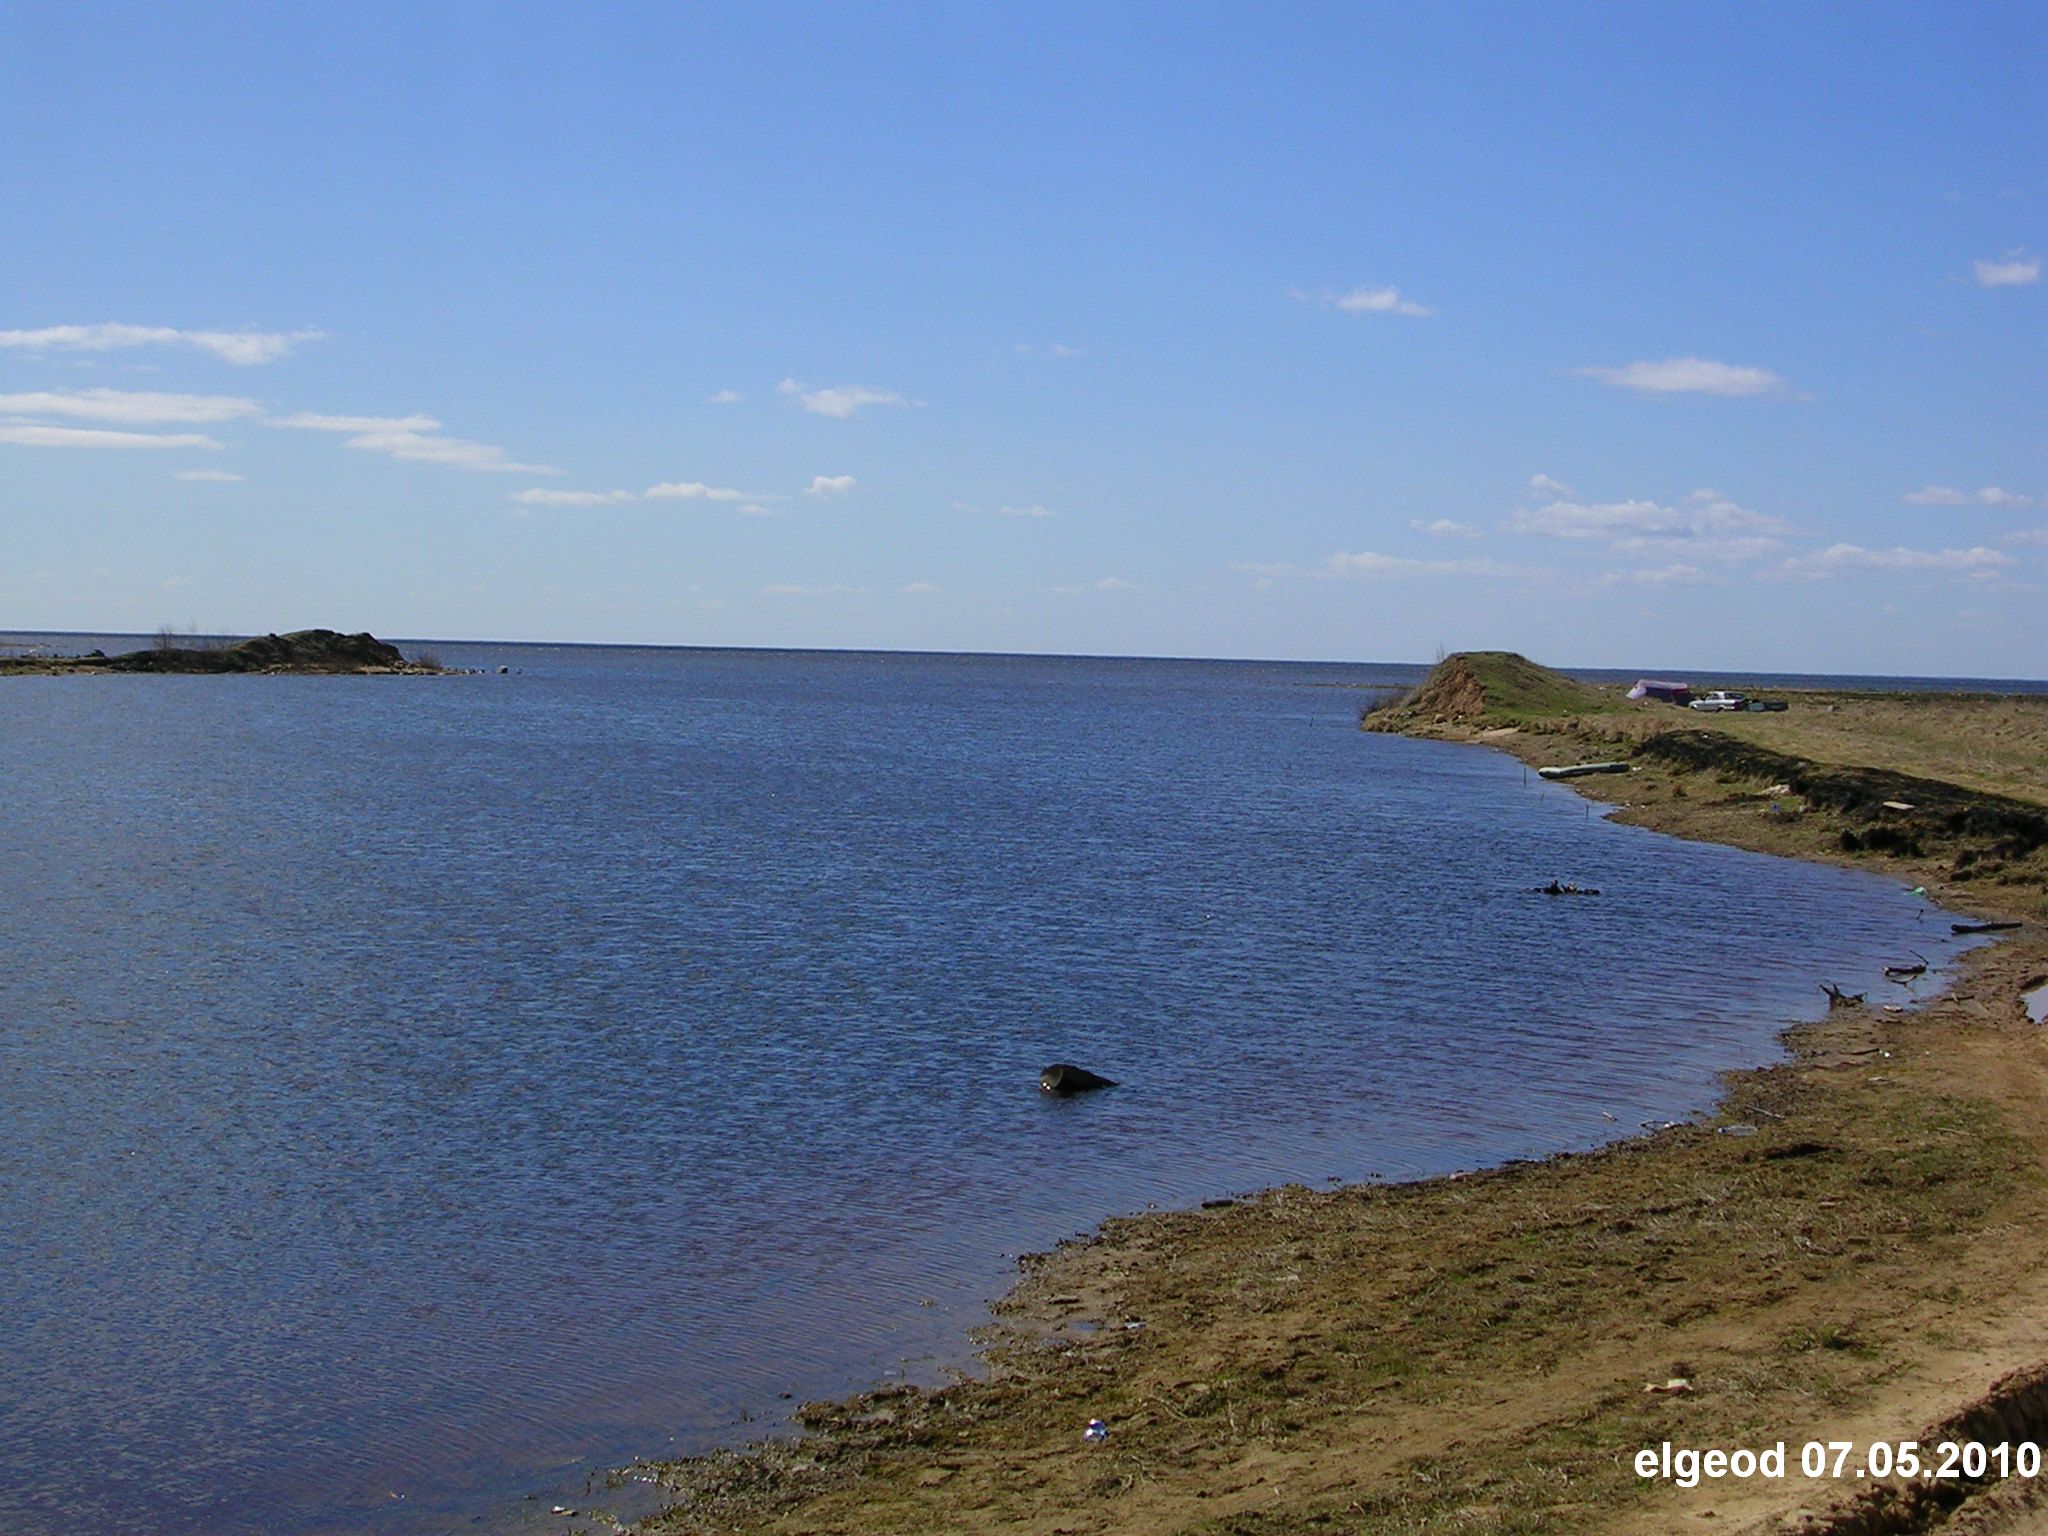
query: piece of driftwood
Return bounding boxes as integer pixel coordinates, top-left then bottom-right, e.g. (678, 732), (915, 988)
(1821, 982), (1865, 1008)
(1953, 920), (2024, 935)
(1884, 951), (1928, 982)
(1536, 761), (1631, 780)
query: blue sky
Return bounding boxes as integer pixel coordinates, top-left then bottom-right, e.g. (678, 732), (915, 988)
(3, 2), (2042, 674)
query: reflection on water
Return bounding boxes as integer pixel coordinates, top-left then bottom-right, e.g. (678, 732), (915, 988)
(0, 645), (1974, 1534)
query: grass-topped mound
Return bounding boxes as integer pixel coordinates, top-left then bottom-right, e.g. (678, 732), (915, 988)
(1365, 650), (1617, 731)
(111, 628), (412, 674)
(2, 629), (448, 676)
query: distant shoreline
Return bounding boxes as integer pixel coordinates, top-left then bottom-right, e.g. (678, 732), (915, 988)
(5, 630), (2044, 692)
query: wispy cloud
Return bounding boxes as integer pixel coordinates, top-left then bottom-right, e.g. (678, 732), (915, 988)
(0, 388), (260, 424)
(271, 412), (442, 433)
(952, 499), (1056, 518)
(1972, 253), (2040, 288)
(0, 322), (323, 365)
(645, 480), (749, 502)
(274, 411), (556, 473)
(1781, 542), (2012, 578)
(1574, 358), (1787, 397)
(349, 431), (554, 474)
(513, 488), (636, 506)
(1322, 550), (1521, 578)
(1291, 285), (1433, 318)
(706, 388), (744, 404)
(1593, 563), (1711, 587)
(1409, 517), (1477, 538)
(761, 582), (860, 596)
(1527, 473), (1575, 498)
(1903, 484), (1969, 506)
(806, 474), (856, 496)
(777, 378), (918, 418)
(1903, 484), (2034, 508)
(174, 468), (246, 482)
(1049, 575), (1135, 595)
(1014, 342), (1081, 357)
(900, 581), (943, 594)
(0, 423), (223, 450)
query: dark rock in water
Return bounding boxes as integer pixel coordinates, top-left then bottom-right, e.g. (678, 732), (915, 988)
(108, 629), (412, 674)
(1040, 1063), (1116, 1095)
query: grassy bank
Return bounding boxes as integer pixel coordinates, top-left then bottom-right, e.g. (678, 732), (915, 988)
(627, 658), (2048, 1536)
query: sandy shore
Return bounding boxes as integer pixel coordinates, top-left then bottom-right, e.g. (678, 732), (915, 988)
(630, 682), (2048, 1536)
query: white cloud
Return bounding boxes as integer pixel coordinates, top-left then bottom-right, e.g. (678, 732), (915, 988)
(1508, 488), (1787, 561)
(1322, 551), (1522, 578)
(706, 389), (744, 404)
(951, 500), (1056, 518)
(777, 378), (917, 418)
(349, 430), (555, 474)
(1903, 484), (2034, 508)
(739, 503), (775, 517)
(0, 388), (259, 424)
(1781, 542), (2012, 578)
(1574, 357), (1787, 397)
(1527, 473), (1575, 498)
(899, 581), (943, 594)
(1292, 285), (1433, 318)
(0, 323), (323, 364)
(270, 410), (555, 472)
(174, 468), (245, 482)
(761, 582), (859, 596)
(1094, 576), (1132, 590)
(0, 423), (222, 450)
(1410, 517), (1477, 538)
(1972, 254), (2040, 288)
(2005, 526), (2048, 546)
(514, 488), (636, 506)
(1336, 286), (1432, 317)
(272, 412), (442, 433)
(807, 474), (857, 496)
(1593, 563), (1710, 587)
(1903, 484), (1969, 506)
(645, 480), (749, 502)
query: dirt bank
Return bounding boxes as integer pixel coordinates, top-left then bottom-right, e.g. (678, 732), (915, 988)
(626, 676), (2048, 1536)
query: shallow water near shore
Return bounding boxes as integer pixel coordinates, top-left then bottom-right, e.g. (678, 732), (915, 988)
(0, 644), (1979, 1535)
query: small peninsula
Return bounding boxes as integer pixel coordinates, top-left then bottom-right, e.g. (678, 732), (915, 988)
(0, 629), (449, 676)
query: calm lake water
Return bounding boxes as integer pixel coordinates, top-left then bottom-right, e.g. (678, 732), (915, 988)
(0, 643), (1983, 1534)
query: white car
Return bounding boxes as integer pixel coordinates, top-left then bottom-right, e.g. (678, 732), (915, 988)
(1689, 690), (1746, 712)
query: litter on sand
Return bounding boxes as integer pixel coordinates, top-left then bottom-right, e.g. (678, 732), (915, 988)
(1644, 1378), (1693, 1395)
(1083, 1418), (1109, 1443)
